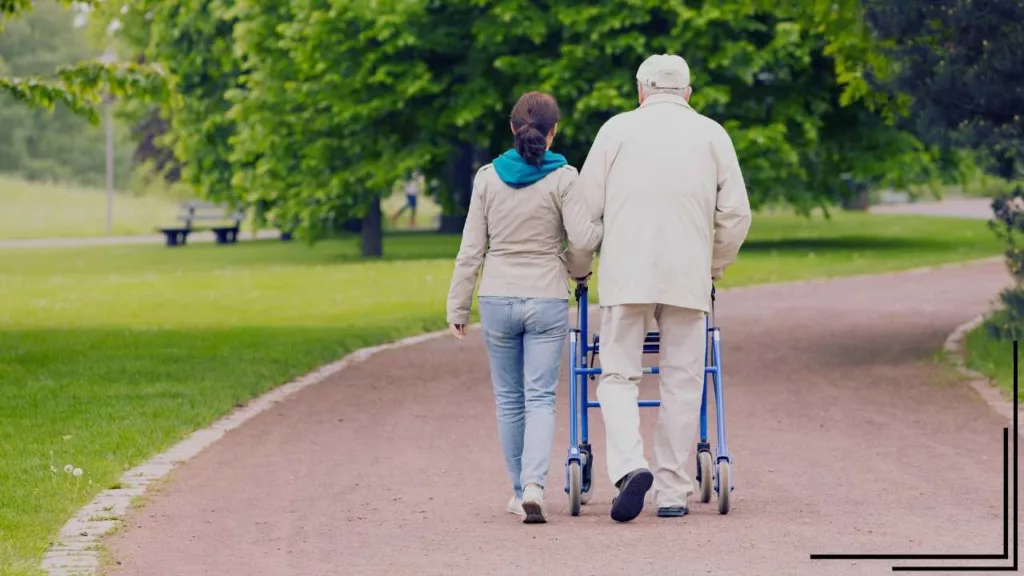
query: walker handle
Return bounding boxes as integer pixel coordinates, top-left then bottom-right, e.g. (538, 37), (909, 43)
(574, 282), (588, 301)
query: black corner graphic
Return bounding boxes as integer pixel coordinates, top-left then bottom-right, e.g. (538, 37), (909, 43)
(810, 339), (1019, 572)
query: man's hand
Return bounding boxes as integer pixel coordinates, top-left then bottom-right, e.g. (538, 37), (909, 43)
(711, 267), (724, 282)
(573, 272), (592, 287)
(449, 323), (466, 339)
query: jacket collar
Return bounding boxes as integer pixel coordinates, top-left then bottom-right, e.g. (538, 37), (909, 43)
(639, 92), (693, 111)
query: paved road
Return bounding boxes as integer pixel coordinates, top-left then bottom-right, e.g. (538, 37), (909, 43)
(869, 197), (993, 219)
(106, 261), (1017, 576)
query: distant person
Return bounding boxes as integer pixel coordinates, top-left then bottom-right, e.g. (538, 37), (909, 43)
(391, 171), (423, 227)
(446, 91), (602, 524)
(572, 54), (751, 522)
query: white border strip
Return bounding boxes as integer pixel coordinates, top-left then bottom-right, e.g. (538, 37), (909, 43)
(943, 313), (1024, 440)
(39, 328), (456, 576)
(38, 254), (1005, 575)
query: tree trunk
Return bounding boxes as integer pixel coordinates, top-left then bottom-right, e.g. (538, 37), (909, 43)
(361, 196), (383, 258)
(438, 142), (478, 234)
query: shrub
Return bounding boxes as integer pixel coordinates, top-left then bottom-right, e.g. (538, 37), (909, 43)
(984, 184), (1024, 340)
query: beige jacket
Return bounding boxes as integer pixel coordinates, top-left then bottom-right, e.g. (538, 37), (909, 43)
(573, 93), (752, 313)
(446, 164), (603, 325)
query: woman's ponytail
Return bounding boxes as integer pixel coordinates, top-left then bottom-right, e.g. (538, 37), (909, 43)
(510, 92), (561, 168)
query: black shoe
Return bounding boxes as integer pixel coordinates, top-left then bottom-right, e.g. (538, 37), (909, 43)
(657, 506), (689, 518)
(610, 468), (653, 523)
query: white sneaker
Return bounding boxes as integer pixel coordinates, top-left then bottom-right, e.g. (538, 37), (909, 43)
(521, 483), (546, 524)
(507, 496), (525, 517)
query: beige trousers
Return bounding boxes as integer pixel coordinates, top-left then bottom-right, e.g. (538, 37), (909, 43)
(596, 304), (706, 508)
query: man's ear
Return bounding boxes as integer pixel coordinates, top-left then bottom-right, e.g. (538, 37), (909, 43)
(684, 86), (692, 102)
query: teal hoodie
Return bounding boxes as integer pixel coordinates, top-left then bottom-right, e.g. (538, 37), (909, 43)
(492, 149), (567, 189)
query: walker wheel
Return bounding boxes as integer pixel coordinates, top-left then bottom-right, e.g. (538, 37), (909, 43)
(716, 461), (731, 515)
(568, 462), (582, 516)
(697, 451), (714, 503)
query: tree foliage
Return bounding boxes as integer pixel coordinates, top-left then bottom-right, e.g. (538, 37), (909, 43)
(864, 0), (1024, 179)
(139, 0), (241, 206)
(0, 0), (165, 124)
(119, 0), (948, 242)
(0, 0), (136, 186)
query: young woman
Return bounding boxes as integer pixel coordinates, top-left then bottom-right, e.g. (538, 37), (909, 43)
(446, 91), (603, 524)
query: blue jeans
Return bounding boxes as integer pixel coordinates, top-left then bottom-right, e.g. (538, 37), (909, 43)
(478, 297), (568, 498)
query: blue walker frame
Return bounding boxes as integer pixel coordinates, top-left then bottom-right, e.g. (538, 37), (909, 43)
(564, 284), (733, 515)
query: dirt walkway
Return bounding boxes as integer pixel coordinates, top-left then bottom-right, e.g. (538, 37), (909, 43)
(868, 197), (992, 219)
(106, 261), (1017, 576)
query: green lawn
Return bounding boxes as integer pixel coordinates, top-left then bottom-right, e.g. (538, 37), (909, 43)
(0, 175), (442, 241)
(703, 210), (1001, 285)
(0, 176), (181, 240)
(0, 175), (444, 241)
(963, 325), (1020, 400)
(0, 211), (1002, 575)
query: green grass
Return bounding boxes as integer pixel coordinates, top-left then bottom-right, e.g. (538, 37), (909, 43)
(0, 174), (445, 240)
(945, 174), (1023, 199)
(963, 324), (1020, 400)
(0, 211), (1002, 575)
(704, 210), (1001, 285)
(0, 176), (182, 240)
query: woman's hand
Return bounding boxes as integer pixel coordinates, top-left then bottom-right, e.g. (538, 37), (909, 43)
(449, 323), (467, 339)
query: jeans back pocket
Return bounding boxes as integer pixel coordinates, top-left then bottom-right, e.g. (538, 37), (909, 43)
(479, 297), (516, 337)
(525, 298), (569, 336)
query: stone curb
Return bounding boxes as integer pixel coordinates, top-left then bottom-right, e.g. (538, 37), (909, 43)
(943, 311), (1024, 440)
(38, 254), (1003, 575)
(39, 327), (463, 576)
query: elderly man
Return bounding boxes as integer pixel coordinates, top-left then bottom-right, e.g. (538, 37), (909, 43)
(573, 54), (751, 522)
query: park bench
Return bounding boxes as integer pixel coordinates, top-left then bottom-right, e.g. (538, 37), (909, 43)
(157, 201), (245, 247)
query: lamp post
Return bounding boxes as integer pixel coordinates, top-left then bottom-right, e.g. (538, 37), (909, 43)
(97, 46), (118, 235)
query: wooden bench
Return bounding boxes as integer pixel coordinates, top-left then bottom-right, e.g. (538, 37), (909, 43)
(158, 201), (245, 247)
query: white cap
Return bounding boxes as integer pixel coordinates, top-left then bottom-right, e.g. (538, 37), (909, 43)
(636, 54), (690, 90)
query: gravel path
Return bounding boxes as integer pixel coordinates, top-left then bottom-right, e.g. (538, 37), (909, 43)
(868, 197), (993, 219)
(105, 260), (1017, 575)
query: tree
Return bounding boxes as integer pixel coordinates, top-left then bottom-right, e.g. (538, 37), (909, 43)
(0, 0), (135, 187)
(864, 0), (1024, 179)
(82, 1), (184, 188)
(225, 0), (439, 254)
(124, 0), (943, 252)
(97, 0), (391, 254)
(0, 0), (165, 124)
(218, 0), (942, 241)
(136, 0), (242, 210)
